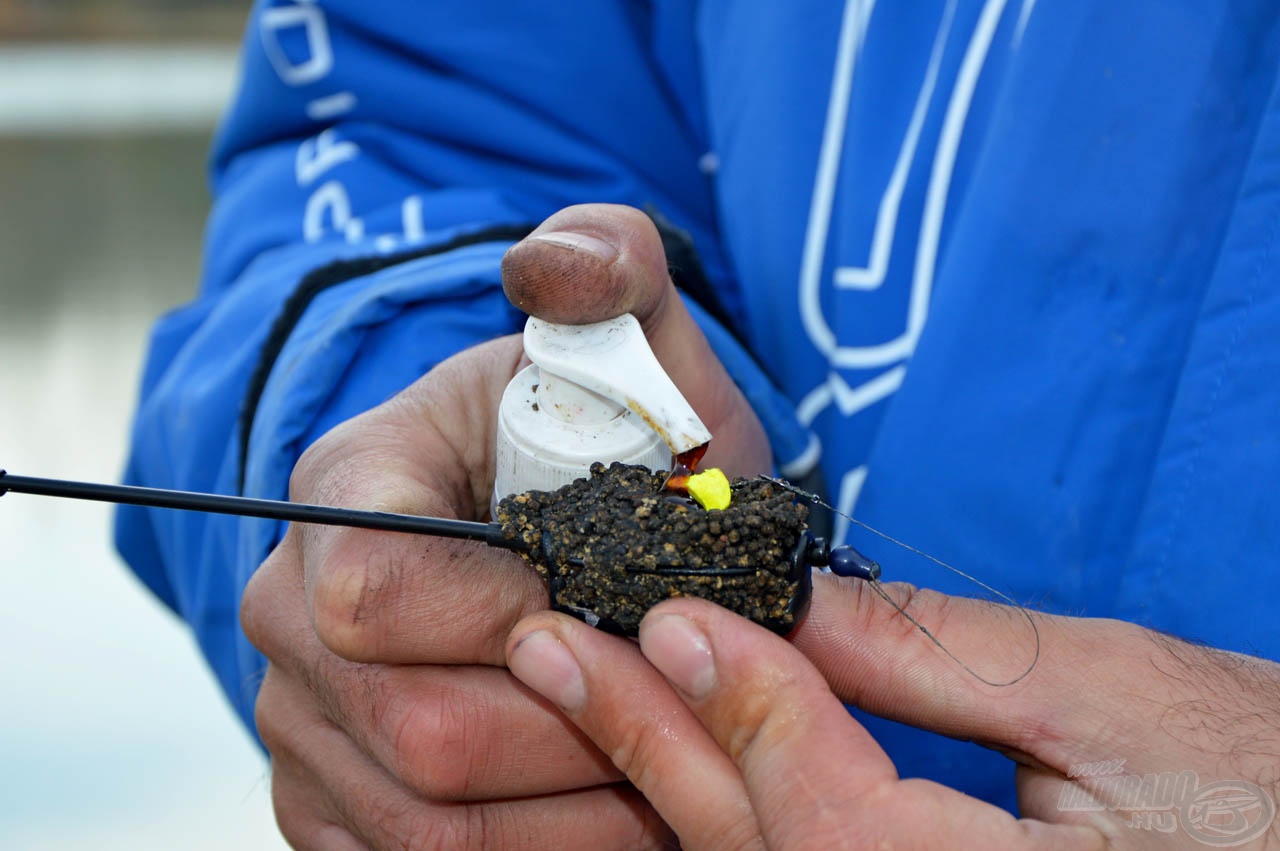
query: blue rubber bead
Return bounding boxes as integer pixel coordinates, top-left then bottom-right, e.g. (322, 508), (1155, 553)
(828, 545), (880, 581)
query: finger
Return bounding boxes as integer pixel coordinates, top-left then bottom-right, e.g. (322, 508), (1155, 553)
(639, 598), (1106, 850)
(283, 336), (554, 665)
(260, 666), (368, 851)
(268, 745), (367, 851)
(789, 573), (1166, 771)
(638, 599), (897, 847)
(243, 527), (622, 803)
(501, 203), (769, 476)
(501, 203), (669, 325)
(506, 611), (765, 850)
(259, 658), (674, 850)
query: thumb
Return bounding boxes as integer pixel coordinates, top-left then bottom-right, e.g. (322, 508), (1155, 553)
(501, 203), (769, 476)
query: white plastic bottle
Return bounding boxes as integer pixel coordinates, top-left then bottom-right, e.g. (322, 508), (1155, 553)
(491, 313), (711, 511)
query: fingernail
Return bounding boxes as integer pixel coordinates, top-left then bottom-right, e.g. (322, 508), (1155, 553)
(526, 230), (618, 263)
(508, 630), (586, 712)
(640, 615), (716, 700)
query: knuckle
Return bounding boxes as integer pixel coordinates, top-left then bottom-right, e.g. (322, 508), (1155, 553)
(426, 801), (546, 851)
(288, 423), (369, 505)
(269, 775), (318, 850)
(253, 670), (296, 758)
(697, 817), (764, 851)
(239, 540), (291, 655)
(391, 684), (498, 800)
(287, 443), (323, 505)
(607, 717), (677, 796)
(308, 656), (379, 735)
(314, 541), (542, 665)
(269, 789), (307, 846)
(872, 581), (935, 644)
(723, 684), (793, 767)
(359, 798), (475, 851)
(239, 569), (269, 652)
(310, 553), (394, 661)
(287, 435), (337, 503)
(916, 586), (958, 632)
(409, 814), (468, 851)
(366, 796), (442, 850)
(457, 803), (518, 851)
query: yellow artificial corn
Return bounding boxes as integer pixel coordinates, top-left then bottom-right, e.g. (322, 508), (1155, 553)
(687, 468), (732, 510)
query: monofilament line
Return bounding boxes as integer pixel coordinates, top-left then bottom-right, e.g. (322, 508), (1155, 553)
(764, 476), (1041, 687)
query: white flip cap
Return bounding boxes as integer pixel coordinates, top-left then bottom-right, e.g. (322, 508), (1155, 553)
(522, 314), (712, 454)
(491, 314), (712, 506)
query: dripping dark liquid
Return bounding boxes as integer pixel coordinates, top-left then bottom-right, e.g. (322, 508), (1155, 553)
(663, 441), (709, 494)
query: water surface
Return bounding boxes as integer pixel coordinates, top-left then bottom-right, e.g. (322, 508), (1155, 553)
(0, 131), (287, 850)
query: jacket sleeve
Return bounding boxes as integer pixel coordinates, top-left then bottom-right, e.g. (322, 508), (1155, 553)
(114, 0), (813, 732)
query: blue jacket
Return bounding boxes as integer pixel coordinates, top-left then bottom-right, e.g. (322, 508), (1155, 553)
(117, 0), (1280, 811)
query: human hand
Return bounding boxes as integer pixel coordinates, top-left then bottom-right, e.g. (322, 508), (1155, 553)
(240, 203), (771, 848)
(506, 573), (1280, 849)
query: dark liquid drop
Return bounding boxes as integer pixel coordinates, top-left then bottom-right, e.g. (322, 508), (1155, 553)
(665, 441), (710, 493)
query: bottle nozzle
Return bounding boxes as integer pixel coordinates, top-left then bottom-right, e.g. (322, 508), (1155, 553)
(522, 314), (711, 454)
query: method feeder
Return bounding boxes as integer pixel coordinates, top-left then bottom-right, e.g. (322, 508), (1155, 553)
(0, 468), (879, 636)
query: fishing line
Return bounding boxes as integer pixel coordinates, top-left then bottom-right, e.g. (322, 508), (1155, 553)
(764, 476), (1040, 687)
(3, 467), (1040, 672)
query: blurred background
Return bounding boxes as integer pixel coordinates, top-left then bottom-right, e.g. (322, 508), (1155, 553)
(0, 1), (292, 848)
